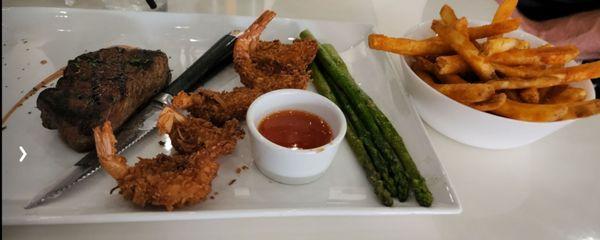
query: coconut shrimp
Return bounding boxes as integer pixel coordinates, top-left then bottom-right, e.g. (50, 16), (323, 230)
(93, 106), (243, 210)
(233, 10), (318, 92)
(170, 89), (262, 126)
(157, 105), (244, 154)
(164, 10), (319, 127)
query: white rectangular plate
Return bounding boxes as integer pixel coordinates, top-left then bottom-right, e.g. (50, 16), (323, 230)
(2, 7), (460, 225)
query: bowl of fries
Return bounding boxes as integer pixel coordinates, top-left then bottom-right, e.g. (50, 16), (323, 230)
(369, 3), (599, 149)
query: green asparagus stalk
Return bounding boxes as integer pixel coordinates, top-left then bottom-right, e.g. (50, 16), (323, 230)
(323, 64), (398, 196)
(327, 72), (409, 202)
(322, 42), (433, 207)
(301, 29), (432, 207)
(302, 31), (408, 201)
(310, 62), (337, 100)
(311, 63), (394, 206)
(345, 124), (394, 207)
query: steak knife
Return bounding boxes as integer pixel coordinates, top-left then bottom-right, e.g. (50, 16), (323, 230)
(24, 31), (240, 209)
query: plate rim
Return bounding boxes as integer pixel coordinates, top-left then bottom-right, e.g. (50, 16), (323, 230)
(2, 7), (461, 225)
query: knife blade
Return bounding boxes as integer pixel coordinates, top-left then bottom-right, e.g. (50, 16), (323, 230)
(25, 31), (239, 209)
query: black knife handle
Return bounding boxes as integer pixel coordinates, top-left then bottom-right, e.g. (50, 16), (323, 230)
(163, 32), (237, 96)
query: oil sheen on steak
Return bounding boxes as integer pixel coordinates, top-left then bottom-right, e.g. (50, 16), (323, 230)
(37, 47), (171, 152)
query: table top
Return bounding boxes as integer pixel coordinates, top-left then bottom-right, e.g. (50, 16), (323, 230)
(3, 0), (600, 239)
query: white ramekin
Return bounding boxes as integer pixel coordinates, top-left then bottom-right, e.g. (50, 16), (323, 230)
(399, 20), (596, 149)
(246, 89), (347, 184)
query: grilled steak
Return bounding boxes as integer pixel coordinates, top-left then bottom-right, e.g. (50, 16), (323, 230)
(37, 47), (171, 152)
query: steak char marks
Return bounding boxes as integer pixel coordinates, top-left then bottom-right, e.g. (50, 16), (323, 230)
(37, 47), (171, 152)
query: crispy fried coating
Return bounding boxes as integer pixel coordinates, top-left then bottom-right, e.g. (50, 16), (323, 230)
(157, 105), (245, 154)
(250, 40), (318, 73)
(235, 39), (318, 92)
(172, 88), (262, 126)
(169, 117), (244, 154)
(117, 147), (221, 211)
(94, 121), (235, 211)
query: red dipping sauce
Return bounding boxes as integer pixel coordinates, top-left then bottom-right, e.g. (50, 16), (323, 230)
(258, 110), (333, 149)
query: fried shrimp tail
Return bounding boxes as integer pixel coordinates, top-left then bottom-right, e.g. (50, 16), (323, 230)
(157, 105), (187, 134)
(234, 10), (277, 61)
(233, 10), (318, 92)
(93, 121), (128, 180)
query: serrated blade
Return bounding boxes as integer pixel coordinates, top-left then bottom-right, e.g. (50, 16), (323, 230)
(24, 161), (101, 209)
(24, 100), (166, 209)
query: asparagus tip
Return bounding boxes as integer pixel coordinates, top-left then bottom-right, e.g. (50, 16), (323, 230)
(412, 178), (433, 207)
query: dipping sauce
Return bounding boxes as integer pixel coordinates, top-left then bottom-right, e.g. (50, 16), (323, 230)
(258, 110), (333, 149)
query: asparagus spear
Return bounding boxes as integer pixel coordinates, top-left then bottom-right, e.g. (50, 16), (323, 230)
(327, 71), (409, 202)
(319, 66), (398, 197)
(302, 31), (408, 201)
(322, 42), (433, 207)
(301, 30), (432, 207)
(370, 104), (433, 206)
(311, 63), (394, 206)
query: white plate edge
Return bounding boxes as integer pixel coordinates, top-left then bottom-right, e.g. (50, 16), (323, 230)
(1, 8), (462, 225)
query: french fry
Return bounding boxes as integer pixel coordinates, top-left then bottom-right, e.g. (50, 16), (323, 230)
(490, 0), (518, 38)
(560, 99), (600, 120)
(368, 19), (522, 56)
(431, 21), (496, 80)
(413, 57), (438, 73)
(436, 55), (469, 75)
(415, 70), (495, 103)
(415, 69), (437, 86)
(435, 83), (496, 103)
(537, 86), (552, 101)
(438, 37), (533, 74)
(492, 0), (518, 22)
(439, 74), (470, 84)
(468, 18), (521, 39)
(492, 99), (568, 122)
(540, 85), (568, 102)
(469, 93), (507, 111)
(518, 87), (540, 103)
(368, 34), (452, 56)
(543, 86), (587, 104)
(489, 76), (565, 90)
(455, 18), (469, 35)
(493, 0), (518, 22)
(515, 39), (530, 49)
(502, 89), (522, 101)
(424, 18), (522, 41)
(564, 60), (600, 82)
(482, 37), (529, 56)
(488, 45), (580, 65)
(493, 63), (565, 78)
(491, 61), (600, 89)
(368, 3), (600, 122)
(416, 57), (469, 83)
(440, 4), (458, 25)
(454, 18), (478, 51)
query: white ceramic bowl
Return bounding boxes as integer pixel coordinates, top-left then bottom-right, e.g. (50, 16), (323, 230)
(400, 20), (596, 149)
(246, 89), (347, 184)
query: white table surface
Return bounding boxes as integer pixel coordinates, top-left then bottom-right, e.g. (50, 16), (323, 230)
(2, 0), (599, 239)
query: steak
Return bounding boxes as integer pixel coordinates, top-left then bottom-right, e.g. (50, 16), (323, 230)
(37, 47), (171, 152)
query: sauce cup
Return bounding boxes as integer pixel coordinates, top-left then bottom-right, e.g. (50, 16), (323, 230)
(246, 89), (347, 185)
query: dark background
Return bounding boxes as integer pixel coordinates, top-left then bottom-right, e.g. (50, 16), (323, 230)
(517, 0), (600, 98)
